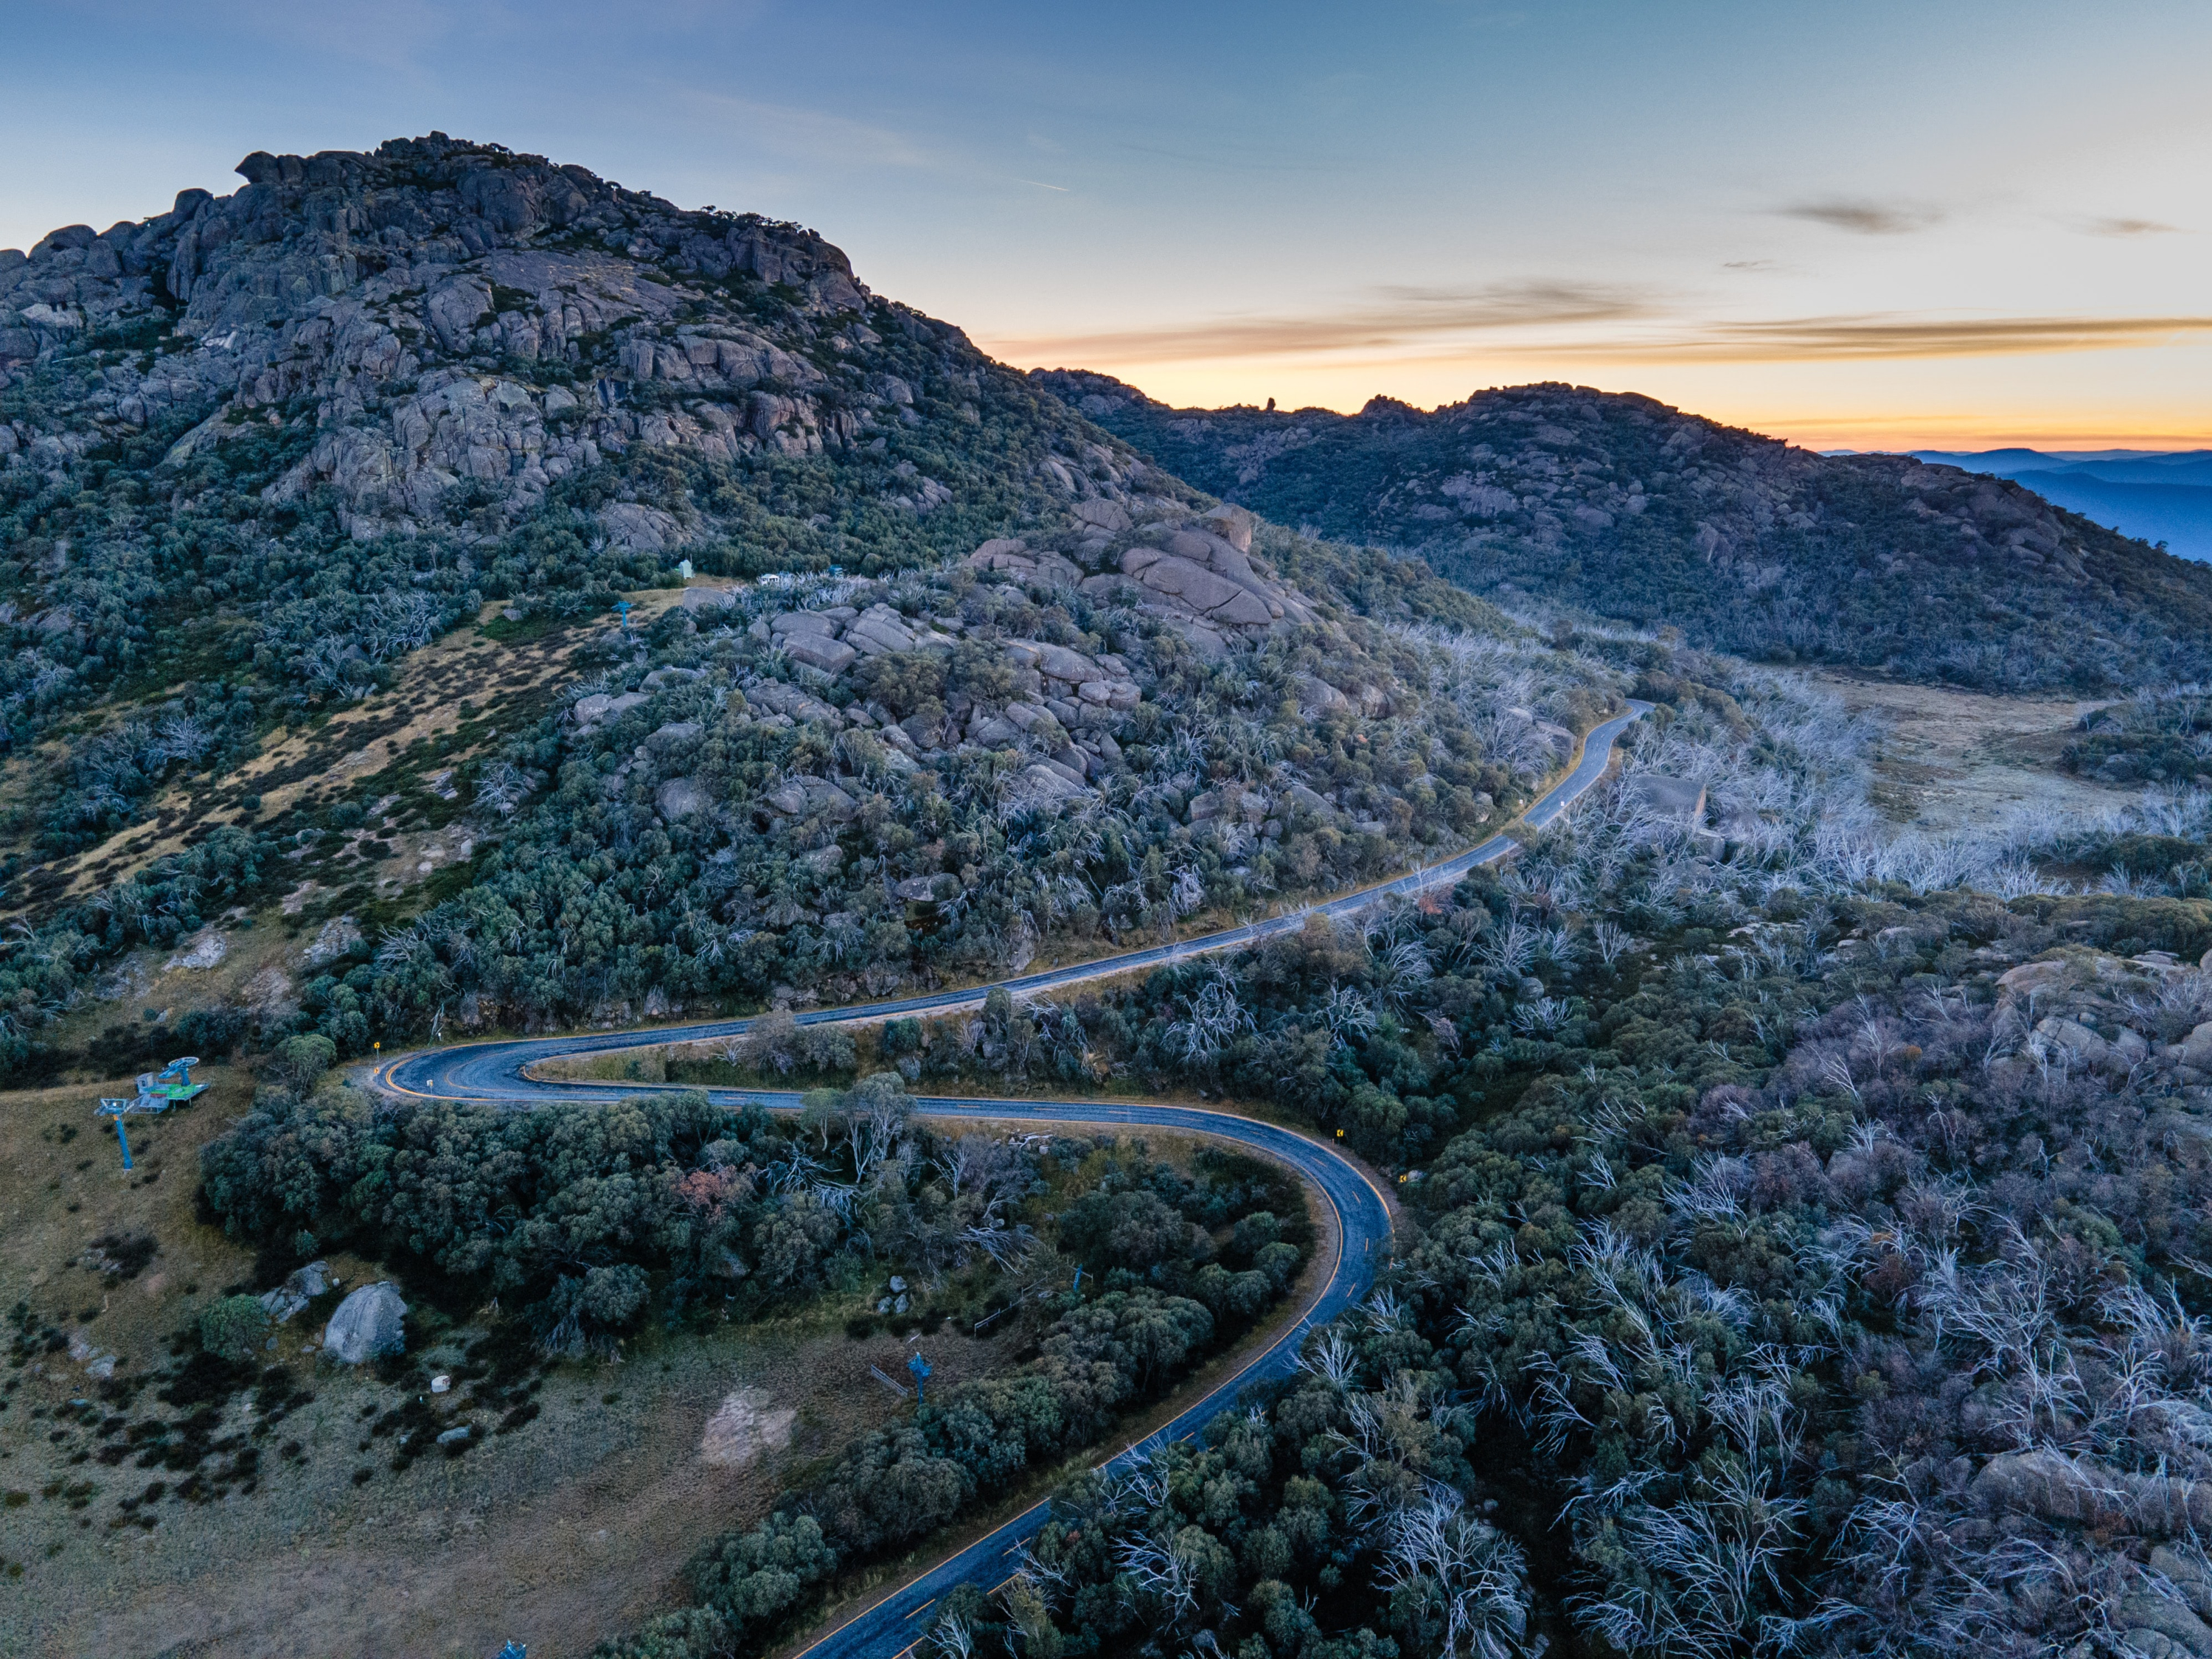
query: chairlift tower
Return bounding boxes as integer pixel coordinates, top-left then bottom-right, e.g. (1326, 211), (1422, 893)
(150, 1055), (208, 1102)
(96, 1056), (209, 1169)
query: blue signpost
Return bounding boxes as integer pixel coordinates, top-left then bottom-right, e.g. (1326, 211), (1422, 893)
(907, 1351), (931, 1404)
(613, 599), (634, 631)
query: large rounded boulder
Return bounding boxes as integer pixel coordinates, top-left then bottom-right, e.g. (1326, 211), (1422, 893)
(321, 1281), (407, 1364)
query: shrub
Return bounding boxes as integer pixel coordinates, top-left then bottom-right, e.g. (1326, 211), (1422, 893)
(197, 1295), (270, 1360)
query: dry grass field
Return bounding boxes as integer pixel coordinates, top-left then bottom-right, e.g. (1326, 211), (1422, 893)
(1810, 670), (2128, 832)
(0, 1065), (1031, 1659)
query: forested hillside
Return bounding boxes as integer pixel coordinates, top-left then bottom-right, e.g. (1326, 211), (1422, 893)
(545, 650), (2212, 1659)
(1033, 371), (2212, 692)
(0, 132), (1148, 860)
(0, 136), (1622, 1079)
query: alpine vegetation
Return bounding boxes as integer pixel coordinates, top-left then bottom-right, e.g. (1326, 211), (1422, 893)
(0, 134), (1631, 1079)
(13, 134), (2212, 1659)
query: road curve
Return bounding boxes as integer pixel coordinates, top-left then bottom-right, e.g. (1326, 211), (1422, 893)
(364, 699), (1648, 1658)
(372, 698), (1651, 1085)
(380, 1074), (1395, 1659)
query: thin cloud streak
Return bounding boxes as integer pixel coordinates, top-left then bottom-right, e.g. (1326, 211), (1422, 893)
(1111, 141), (1362, 175)
(987, 281), (1651, 364)
(673, 88), (931, 170)
(2081, 215), (2180, 237)
(1534, 313), (2212, 363)
(1774, 198), (1944, 235)
(993, 296), (2212, 371)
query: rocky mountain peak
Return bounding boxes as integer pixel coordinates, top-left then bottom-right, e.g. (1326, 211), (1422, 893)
(0, 135), (1156, 561)
(9, 132), (867, 334)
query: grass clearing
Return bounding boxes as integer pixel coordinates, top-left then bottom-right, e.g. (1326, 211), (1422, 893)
(0, 598), (591, 924)
(0, 1062), (1045, 1658)
(1810, 669), (2129, 831)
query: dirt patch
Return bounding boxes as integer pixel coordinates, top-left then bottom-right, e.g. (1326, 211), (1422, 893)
(700, 1386), (799, 1470)
(39, 922), (311, 1077)
(1809, 671), (2132, 833)
(9, 1315), (1028, 1659)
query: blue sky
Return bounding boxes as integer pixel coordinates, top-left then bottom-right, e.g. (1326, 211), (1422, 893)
(4, 0), (2207, 447)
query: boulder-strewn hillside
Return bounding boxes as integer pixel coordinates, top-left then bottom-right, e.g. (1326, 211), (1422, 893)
(0, 136), (1620, 1077)
(1033, 371), (2212, 691)
(1, 135), (1175, 736)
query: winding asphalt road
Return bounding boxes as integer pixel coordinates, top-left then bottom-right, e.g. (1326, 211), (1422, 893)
(365, 699), (1649, 1658)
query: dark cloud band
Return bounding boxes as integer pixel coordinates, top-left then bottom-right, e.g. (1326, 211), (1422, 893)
(1773, 198), (1945, 235)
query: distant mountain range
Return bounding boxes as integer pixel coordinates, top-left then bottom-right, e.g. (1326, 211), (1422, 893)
(1034, 371), (2212, 691)
(1905, 448), (2212, 561)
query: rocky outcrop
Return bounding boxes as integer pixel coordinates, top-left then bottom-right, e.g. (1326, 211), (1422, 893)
(572, 690), (649, 728)
(1625, 775), (1706, 824)
(258, 1259), (333, 1323)
(1108, 524), (1315, 644)
(655, 776), (709, 820)
(2122, 1549), (2212, 1659)
(968, 538), (1085, 588)
(1979, 950), (2212, 1083)
(1972, 1447), (2212, 1538)
(770, 611), (859, 674)
(1997, 958), (2073, 997)
(0, 133), (1149, 549)
(647, 497), (1363, 843)
(967, 509), (1315, 656)
(759, 775), (858, 824)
